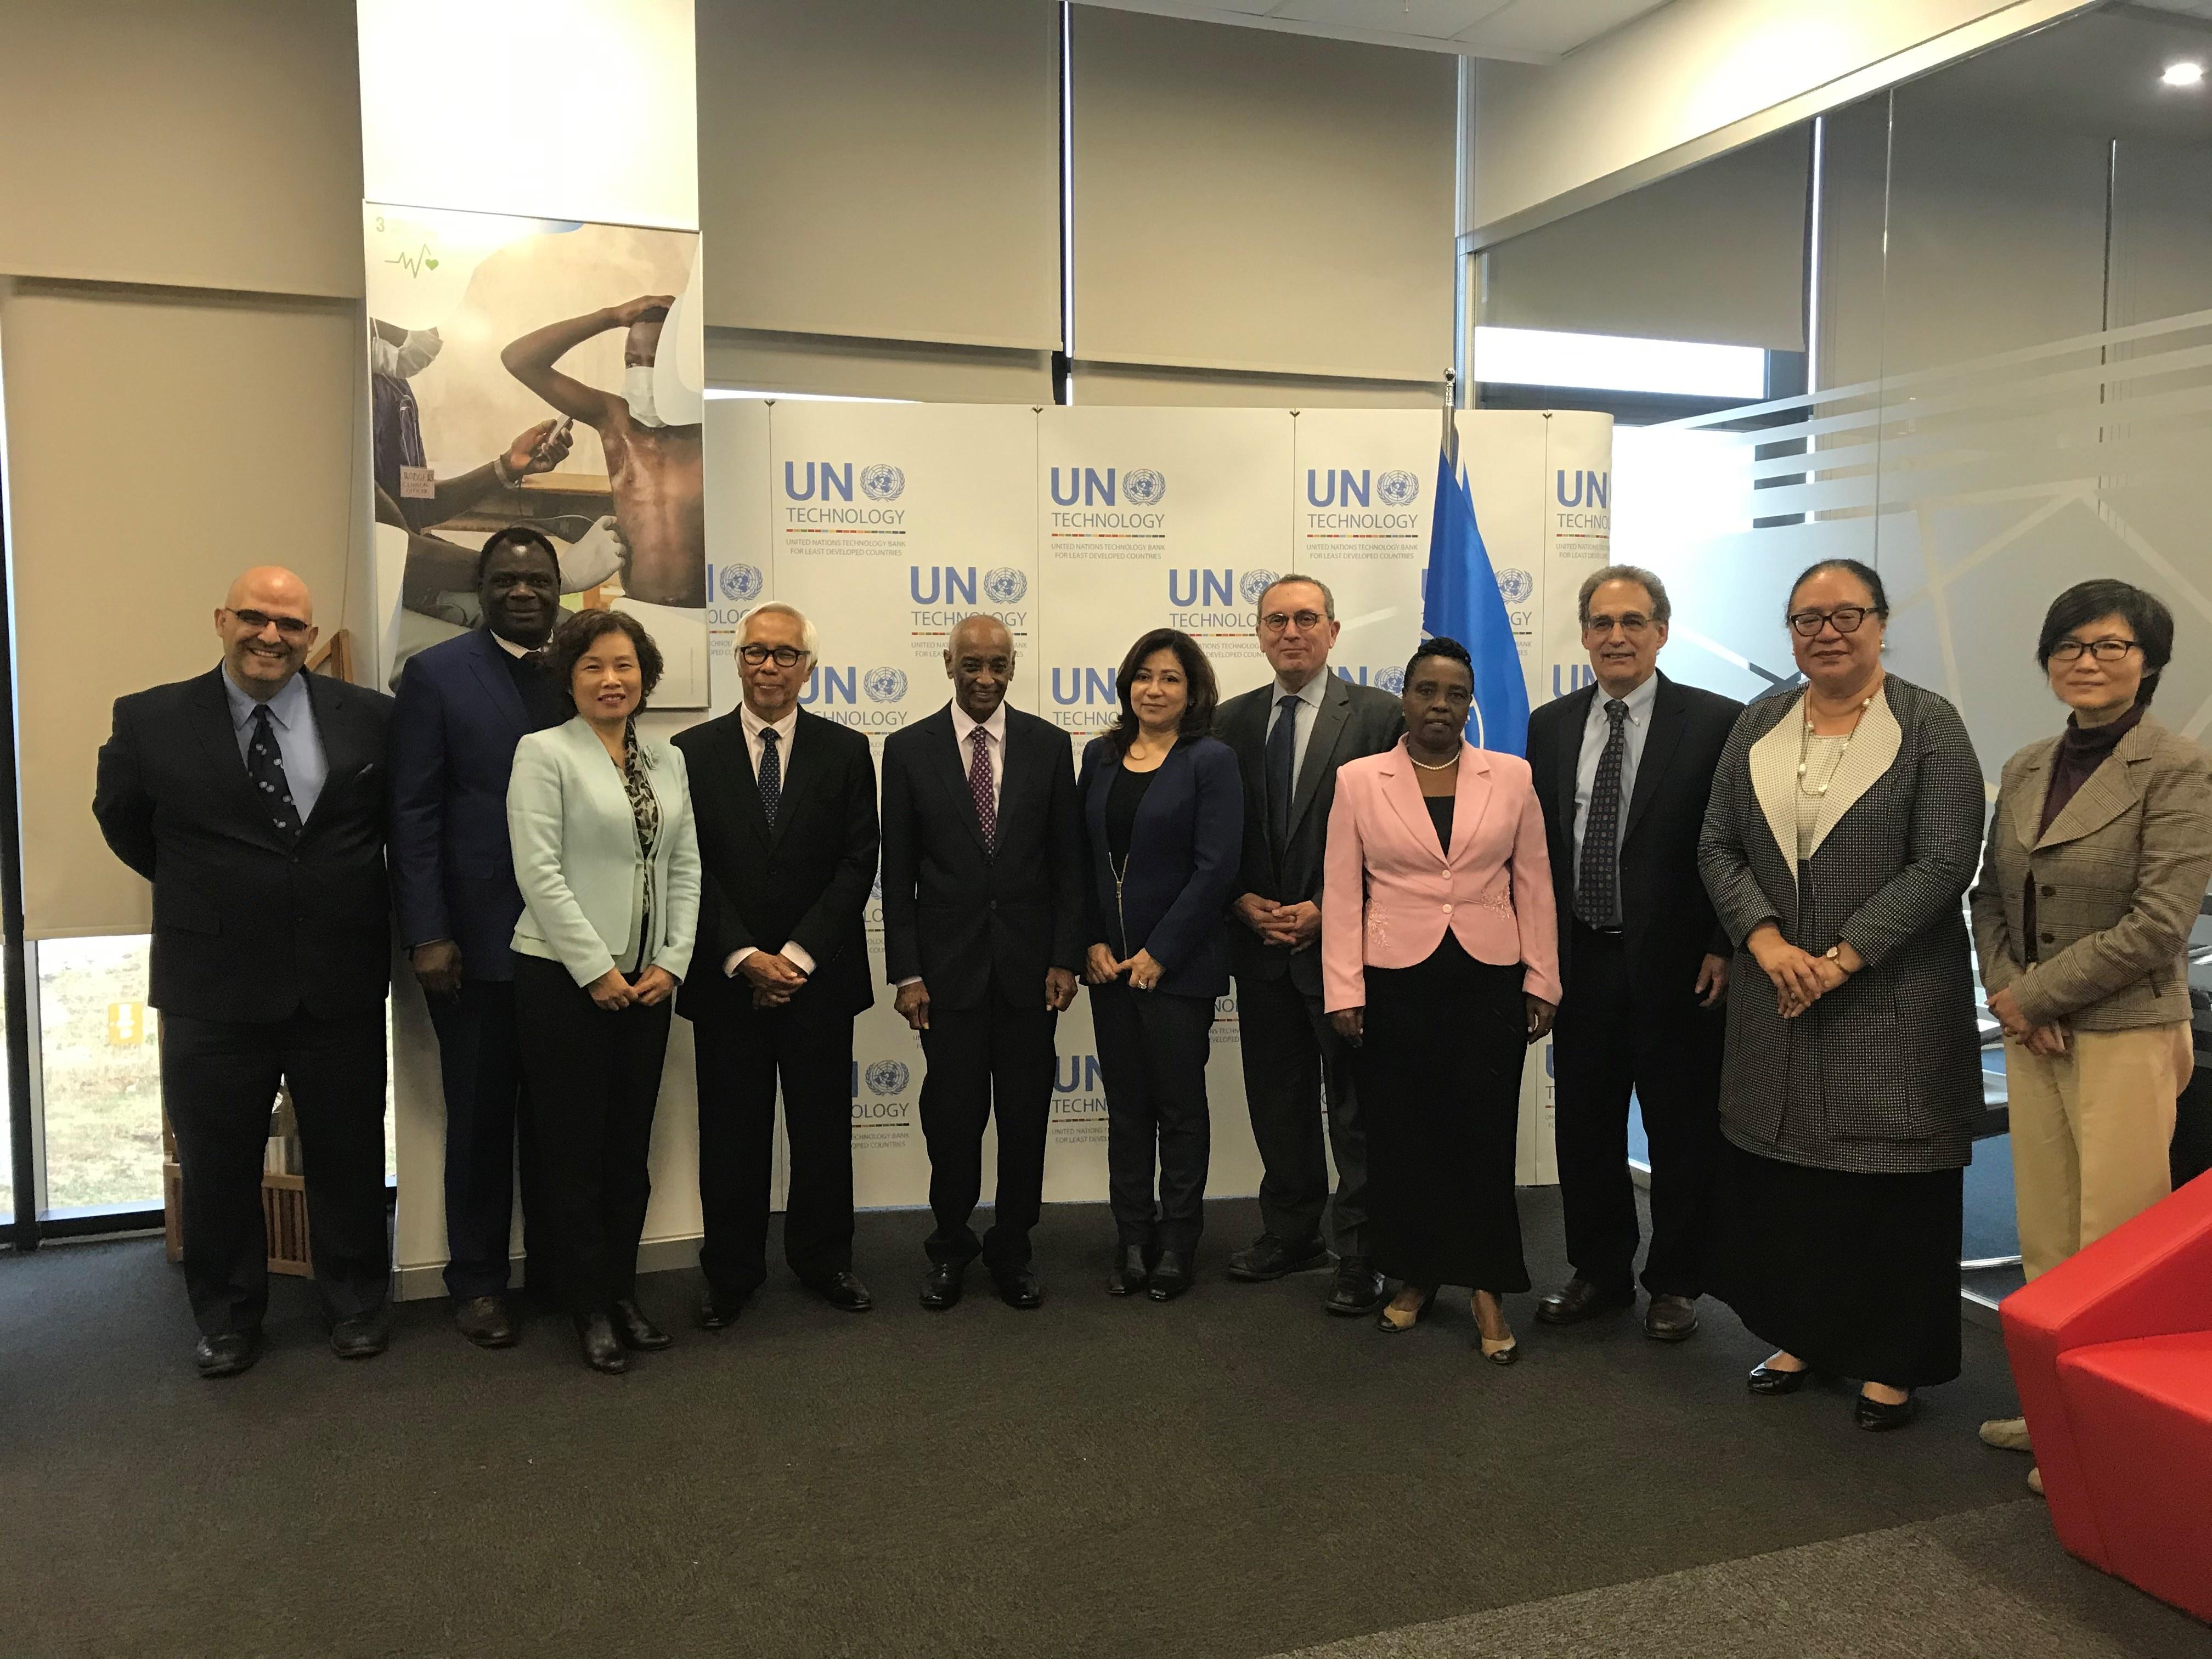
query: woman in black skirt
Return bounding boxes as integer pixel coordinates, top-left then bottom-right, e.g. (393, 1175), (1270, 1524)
(1321, 639), (1560, 1362)
(1696, 558), (1986, 1430)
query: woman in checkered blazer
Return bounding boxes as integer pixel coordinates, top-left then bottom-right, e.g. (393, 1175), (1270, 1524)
(1697, 558), (1987, 1432)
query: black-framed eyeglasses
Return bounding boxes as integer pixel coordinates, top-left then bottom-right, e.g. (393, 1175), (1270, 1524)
(1259, 610), (1328, 634)
(739, 644), (806, 668)
(1787, 605), (1876, 637)
(228, 608), (313, 639)
(2050, 637), (2140, 663)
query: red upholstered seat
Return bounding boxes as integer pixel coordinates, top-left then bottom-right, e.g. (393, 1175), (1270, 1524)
(2001, 1171), (2212, 1623)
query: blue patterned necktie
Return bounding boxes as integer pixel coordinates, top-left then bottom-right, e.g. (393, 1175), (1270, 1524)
(1265, 693), (1300, 852)
(757, 725), (782, 828)
(246, 704), (303, 842)
(1573, 699), (1628, 928)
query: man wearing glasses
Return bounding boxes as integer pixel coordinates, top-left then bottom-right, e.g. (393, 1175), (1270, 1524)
(1217, 575), (1403, 1314)
(672, 603), (881, 1328)
(1526, 565), (1741, 1343)
(94, 568), (397, 1378)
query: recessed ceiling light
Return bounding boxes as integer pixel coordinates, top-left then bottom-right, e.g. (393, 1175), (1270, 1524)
(2163, 60), (2205, 87)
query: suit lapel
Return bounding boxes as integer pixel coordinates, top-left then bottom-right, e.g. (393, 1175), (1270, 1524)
(718, 714), (774, 850)
(191, 668), (287, 851)
(2010, 741), (2057, 851)
(1378, 743), (1436, 855)
(936, 708), (990, 855)
(1447, 740), (1495, 864)
(300, 674), (368, 831)
(1553, 682), (1596, 838)
(2035, 720), (2153, 850)
(1284, 676), (1348, 843)
(464, 628), (531, 740)
(1805, 684), (1902, 856)
(1746, 697), (1802, 879)
(1622, 674), (1682, 844)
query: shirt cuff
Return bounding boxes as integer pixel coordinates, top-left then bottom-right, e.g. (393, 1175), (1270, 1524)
(894, 976), (922, 988)
(724, 948), (753, 978)
(783, 942), (817, 977)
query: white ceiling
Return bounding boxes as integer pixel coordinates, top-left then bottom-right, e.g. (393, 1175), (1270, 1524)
(1066, 0), (1677, 65)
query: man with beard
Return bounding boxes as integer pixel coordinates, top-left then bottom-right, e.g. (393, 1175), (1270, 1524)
(390, 528), (575, 1346)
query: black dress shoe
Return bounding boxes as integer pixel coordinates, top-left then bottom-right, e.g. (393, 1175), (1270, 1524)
(1643, 1293), (1701, 1342)
(921, 1262), (966, 1311)
(1325, 1255), (1386, 1316)
(612, 1298), (672, 1351)
(1147, 1251), (1192, 1301)
(697, 1285), (749, 1330)
(575, 1313), (629, 1373)
(453, 1295), (517, 1349)
(1535, 1277), (1635, 1326)
(194, 1329), (262, 1379)
(1748, 1359), (1810, 1395)
(330, 1310), (390, 1360)
(804, 1271), (874, 1312)
(1226, 1233), (1329, 1282)
(992, 1265), (1045, 1310)
(1107, 1245), (1149, 1297)
(1857, 1389), (1919, 1431)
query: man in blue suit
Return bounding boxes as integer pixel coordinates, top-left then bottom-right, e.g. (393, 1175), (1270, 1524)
(390, 527), (573, 1346)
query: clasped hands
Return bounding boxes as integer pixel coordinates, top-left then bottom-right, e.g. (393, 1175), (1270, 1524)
(585, 964), (677, 1011)
(1235, 892), (1320, 950)
(1987, 984), (2071, 1057)
(738, 949), (808, 1009)
(1746, 924), (1857, 1019)
(1086, 943), (1165, 992)
(896, 968), (1079, 1031)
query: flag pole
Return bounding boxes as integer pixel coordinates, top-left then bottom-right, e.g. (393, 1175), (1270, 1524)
(1440, 365), (1458, 472)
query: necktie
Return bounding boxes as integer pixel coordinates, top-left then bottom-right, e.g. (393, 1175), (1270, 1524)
(757, 725), (782, 828)
(246, 705), (304, 842)
(1573, 698), (1629, 928)
(968, 727), (997, 854)
(1265, 693), (1300, 850)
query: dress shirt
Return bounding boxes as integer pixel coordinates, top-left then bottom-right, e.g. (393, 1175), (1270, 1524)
(727, 701), (814, 979)
(950, 702), (1007, 809)
(1571, 670), (1658, 878)
(1263, 670), (1330, 795)
(223, 667), (328, 823)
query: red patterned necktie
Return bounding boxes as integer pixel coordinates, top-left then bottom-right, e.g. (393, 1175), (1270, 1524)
(968, 727), (996, 854)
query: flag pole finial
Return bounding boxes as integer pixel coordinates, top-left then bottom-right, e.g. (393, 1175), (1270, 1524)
(1440, 366), (1458, 469)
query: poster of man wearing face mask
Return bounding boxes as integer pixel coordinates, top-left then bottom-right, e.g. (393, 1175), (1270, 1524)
(363, 205), (710, 706)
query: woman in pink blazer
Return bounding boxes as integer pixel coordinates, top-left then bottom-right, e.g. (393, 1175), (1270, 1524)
(1323, 639), (1561, 1362)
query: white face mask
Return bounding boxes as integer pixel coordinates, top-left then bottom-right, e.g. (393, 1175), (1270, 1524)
(623, 363), (665, 428)
(369, 326), (441, 380)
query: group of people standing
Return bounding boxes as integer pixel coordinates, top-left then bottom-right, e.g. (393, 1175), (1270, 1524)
(98, 540), (2210, 1469)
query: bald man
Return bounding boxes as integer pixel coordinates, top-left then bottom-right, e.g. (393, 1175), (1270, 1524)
(880, 616), (1083, 1310)
(95, 568), (396, 1378)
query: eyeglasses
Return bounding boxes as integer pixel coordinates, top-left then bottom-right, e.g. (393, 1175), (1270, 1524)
(1259, 610), (1328, 634)
(1787, 605), (1877, 637)
(738, 644), (807, 668)
(228, 608), (313, 640)
(1585, 613), (1654, 636)
(2050, 638), (2139, 663)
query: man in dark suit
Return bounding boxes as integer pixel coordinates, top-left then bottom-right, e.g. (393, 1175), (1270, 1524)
(389, 527), (572, 1347)
(1526, 565), (1742, 1341)
(1217, 574), (1403, 1315)
(94, 567), (395, 1378)
(881, 615), (1082, 1311)
(673, 602), (879, 1325)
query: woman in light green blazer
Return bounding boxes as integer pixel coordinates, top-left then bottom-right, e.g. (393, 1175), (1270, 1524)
(509, 608), (699, 1374)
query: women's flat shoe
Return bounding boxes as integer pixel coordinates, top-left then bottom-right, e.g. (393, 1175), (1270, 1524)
(1747, 1361), (1810, 1395)
(1855, 1390), (1918, 1431)
(1107, 1245), (1148, 1297)
(1375, 1288), (1437, 1333)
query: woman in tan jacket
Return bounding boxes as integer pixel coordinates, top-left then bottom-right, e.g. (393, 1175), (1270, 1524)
(1970, 578), (2212, 1476)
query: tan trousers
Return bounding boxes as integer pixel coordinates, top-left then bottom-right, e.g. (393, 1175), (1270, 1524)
(2005, 1022), (2187, 1280)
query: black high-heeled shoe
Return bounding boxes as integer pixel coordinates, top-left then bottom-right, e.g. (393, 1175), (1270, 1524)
(575, 1313), (628, 1374)
(1107, 1245), (1149, 1297)
(1855, 1388), (1918, 1431)
(1375, 1286), (1436, 1333)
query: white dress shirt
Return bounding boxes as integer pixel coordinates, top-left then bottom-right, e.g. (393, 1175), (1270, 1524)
(1263, 670), (1330, 796)
(726, 701), (815, 978)
(1571, 669), (1660, 875)
(950, 701), (1007, 809)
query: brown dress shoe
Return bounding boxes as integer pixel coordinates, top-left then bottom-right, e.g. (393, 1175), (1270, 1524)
(1535, 1277), (1634, 1325)
(1643, 1293), (1700, 1341)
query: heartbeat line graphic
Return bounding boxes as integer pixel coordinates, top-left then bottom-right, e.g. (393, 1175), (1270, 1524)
(384, 244), (440, 275)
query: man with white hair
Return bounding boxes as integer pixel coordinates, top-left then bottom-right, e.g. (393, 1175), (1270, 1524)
(672, 602), (881, 1326)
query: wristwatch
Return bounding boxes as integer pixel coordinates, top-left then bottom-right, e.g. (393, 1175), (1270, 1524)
(1824, 945), (1853, 974)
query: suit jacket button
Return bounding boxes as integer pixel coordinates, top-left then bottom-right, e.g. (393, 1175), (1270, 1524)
(989, 900), (998, 911)
(1441, 902), (1453, 914)
(2040, 885), (2056, 898)
(2040, 932), (2055, 944)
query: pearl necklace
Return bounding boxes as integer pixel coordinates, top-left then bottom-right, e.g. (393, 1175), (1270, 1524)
(1798, 690), (1875, 797)
(1408, 752), (1460, 771)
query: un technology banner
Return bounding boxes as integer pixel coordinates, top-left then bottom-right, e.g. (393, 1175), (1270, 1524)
(1290, 408), (1434, 695)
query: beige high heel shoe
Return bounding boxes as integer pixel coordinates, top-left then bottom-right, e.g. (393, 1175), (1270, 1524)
(1473, 1291), (1519, 1365)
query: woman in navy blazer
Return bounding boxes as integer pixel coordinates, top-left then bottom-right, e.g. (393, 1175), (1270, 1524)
(1077, 628), (1243, 1301)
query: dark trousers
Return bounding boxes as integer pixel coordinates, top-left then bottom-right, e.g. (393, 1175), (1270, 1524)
(918, 989), (1057, 1271)
(425, 979), (539, 1300)
(1550, 923), (1724, 1299)
(693, 988), (855, 1296)
(160, 1005), (390, 1338)
(1091, 982), (1214, 1257)
(1236, 969), (1368, 1254)
(511, 956), (672, 1316)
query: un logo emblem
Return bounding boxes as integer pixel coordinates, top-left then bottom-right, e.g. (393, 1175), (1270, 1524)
(860, 463), (906, 501)
(1377, 470), (1420, 506)
(1239, 568), (1279, 606)
(717, 562), (764, 602)
(1122, 468), (1166, 506)
(1496, 567), (1535, 605)
(984, 567), (1028, 603)
(864, 667), (908, 704)
(865, 1059), (909, 1097)
(1375, 668), (1405, 695)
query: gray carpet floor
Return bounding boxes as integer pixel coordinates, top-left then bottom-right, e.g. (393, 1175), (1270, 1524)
(2, 1190), (2204, 1659)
